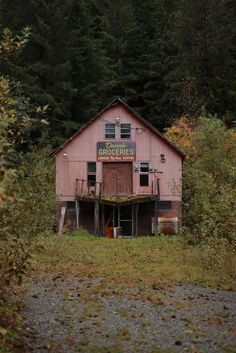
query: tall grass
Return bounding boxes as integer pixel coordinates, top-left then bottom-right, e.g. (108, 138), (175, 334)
(32, 230), (236, 290)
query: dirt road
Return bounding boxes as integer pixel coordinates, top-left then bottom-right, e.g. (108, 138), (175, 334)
(18, 274), (236, 353)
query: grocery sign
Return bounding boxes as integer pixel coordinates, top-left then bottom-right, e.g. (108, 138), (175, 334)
(97, 141), (136, 161)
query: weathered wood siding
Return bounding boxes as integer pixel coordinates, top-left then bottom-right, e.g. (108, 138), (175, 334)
(56, 102), (182, 201)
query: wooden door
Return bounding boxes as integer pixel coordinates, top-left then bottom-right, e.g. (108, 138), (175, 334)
(103, 162), (132, 195)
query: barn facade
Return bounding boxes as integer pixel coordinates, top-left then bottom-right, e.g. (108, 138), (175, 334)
(54, 98), (184, 236)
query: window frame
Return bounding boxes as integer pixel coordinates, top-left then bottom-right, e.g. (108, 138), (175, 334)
(139, 161), (149, 187)
(120, 123), (131, 139)
(87, 162), (96, 187)
(104, 123), (116, 139)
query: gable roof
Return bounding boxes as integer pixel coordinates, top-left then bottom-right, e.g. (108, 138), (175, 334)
(53, 98), (185, 158)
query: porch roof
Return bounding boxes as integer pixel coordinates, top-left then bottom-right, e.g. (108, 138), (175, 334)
(76, 194), (158, 206)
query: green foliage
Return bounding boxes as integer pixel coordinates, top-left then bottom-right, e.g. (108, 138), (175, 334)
(183, 117), (236, 242)
(0, 29), (55, 287)
(0, 26), (30, 64)
(1, 144), (56, 242)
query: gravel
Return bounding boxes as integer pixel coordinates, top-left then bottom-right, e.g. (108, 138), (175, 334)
(18, 274), (236, 353)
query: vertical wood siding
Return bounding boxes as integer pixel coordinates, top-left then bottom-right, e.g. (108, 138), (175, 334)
(56, 103), (182, 201)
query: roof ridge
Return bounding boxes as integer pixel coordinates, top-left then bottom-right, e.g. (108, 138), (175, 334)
(52, 98), (185, 158)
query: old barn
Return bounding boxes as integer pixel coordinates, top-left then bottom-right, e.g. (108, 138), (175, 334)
(54, 98), (184, 236)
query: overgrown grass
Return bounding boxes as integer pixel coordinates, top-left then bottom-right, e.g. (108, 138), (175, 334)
(32, 229), (236, 290)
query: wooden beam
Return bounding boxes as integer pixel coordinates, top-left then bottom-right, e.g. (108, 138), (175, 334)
(75, 200), (80, 228)
(132, 203), (134, 237)
(58, 206), (66, 235)
(113, 206), (115, 227)
(94, 200), (99, 235)
(154, 197), (158, 235)
(118, 206), (120, 227)
(135, 203), (139, 236)
(102, 203), (105, 236)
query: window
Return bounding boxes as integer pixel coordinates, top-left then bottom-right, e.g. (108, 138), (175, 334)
(67, 201), (75, 210)
(139, 162), (149, 186)
(105, 123), (115, 139)
(158, 201), (172, 210)
(120, 123), (131, 139)
(87, 162), (96, 186)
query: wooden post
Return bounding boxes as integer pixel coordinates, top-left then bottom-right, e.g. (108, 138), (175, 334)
(154, 197), (158, 235)
(94, 182), (97, 198)
(58, 206), (66, 235)
(135, 203), (139, 236)
(75, 200), (80, 228)
(118, 206), (120, 227)
(75, 179), (78, 197)
(102, 203), (105, 236)
(113, 206), (115, 227)
(99, 182), (102, 199)
(81, 179), (84, 196)
(132, 203), (134, 237)
(94, 200), (99, 235)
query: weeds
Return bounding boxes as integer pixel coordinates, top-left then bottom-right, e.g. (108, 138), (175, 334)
(33, 232), (236, 290)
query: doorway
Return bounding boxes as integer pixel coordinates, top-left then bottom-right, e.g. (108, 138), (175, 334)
(103, 162), (132, 195)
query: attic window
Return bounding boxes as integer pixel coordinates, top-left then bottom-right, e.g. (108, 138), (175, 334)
(105, 123), (115, 139)
(120, 123), (131, 139)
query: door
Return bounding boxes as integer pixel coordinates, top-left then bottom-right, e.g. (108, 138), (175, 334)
(103, 162), (132, 195)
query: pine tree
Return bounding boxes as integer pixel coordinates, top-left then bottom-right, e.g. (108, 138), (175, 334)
(0, 0), (77, 145)
(169, 0), (236, 122)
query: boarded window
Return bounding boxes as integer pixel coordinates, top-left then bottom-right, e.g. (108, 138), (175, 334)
(87, 162), (96, 186)
(139, 162), (149, 186)
(120, 123), (131, 139)
(105, 123), (115, 139)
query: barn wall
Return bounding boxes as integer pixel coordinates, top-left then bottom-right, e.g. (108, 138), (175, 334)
(56, 102), (182, 201)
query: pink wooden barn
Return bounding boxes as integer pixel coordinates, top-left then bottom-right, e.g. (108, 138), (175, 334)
(54, 98), (184, 236)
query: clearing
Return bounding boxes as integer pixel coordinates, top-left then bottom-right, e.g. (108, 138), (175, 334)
(16, 233), (236, 353)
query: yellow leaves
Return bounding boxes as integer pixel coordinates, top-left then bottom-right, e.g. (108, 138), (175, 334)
(40, 119), (49, 125)
(0, 27), (30, 63)
(36, 104), (49, 114)
(0, 326), (7, 336)
(164, 116), (194, 152)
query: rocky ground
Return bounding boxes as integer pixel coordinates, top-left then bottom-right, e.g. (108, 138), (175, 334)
(17, 274), (236, 353)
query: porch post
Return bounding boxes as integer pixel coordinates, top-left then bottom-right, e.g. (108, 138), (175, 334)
(132, 203), (135, 237)
(102, 203), (105, 236)
(135, 203), (139, 236)
(112, 206), (115, 228)
(118, 206), (120, 227)
(94, 200), (100, 235)
(75, 200), (80, 228)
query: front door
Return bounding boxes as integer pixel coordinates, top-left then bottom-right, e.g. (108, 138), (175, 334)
(103, 162), (132, 195)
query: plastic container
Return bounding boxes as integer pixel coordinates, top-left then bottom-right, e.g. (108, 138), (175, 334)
(105, 226), (113, 238)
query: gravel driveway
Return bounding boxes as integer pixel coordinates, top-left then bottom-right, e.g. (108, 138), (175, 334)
(18, 274), (236, 353)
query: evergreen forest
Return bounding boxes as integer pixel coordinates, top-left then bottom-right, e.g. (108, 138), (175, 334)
(1, 3), (236, 352)
(1, 0), (236, 146)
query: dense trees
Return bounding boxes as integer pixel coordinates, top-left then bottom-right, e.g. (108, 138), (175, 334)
(165, 116), (236, 243)
(1, 0), (235, 146)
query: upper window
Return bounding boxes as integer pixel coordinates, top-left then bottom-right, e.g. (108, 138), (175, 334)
(105, 123), (115, 139)
(120, 123), (131, 139)
(139, 162), (149, 186)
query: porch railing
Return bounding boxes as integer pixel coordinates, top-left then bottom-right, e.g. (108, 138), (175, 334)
(75, 177), (161, 199)
(75, 178), (103, 199)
